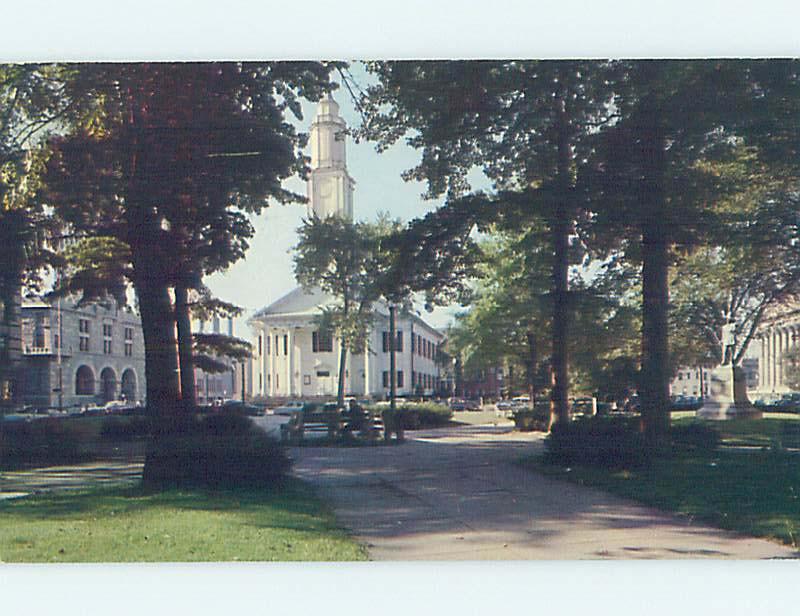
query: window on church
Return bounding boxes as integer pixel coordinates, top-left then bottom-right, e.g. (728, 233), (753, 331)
(396, 331), (403, 352)
(382, 371), (389, 388)
(258, 335), (262, 356)
(284, 335), (288, 356)
(313, 330), (333, 353)
(275, 335), (279, 355)
(265, 335), (270, 355)
(382, 331), (389, 353)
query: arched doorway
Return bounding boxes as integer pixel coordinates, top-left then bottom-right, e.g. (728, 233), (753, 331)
(120, 368), (137, 402)
(75, 365), (95, 396)
(100, 367), (117, 402)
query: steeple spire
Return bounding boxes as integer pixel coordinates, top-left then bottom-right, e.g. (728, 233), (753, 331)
(307, 94), (355, 219)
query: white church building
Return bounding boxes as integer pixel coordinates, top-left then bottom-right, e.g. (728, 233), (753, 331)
(248, 95), (445, 400)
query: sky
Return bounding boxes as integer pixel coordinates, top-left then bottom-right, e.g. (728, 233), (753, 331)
(205, 63), (488, 334)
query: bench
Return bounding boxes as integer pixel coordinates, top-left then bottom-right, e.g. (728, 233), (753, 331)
(280, 407), (384, 442)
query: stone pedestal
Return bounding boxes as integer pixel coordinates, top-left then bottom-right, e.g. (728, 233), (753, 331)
(697, 364), (761, 420)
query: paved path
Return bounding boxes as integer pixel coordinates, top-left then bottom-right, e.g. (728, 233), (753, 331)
(290, 421), (798, 560)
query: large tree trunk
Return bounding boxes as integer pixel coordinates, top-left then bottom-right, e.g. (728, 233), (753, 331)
(174, 284), (196, 410)
(639, 107), (671, 449)
(549, 93), (573, 427)
(640, 226), (671, 447)
(135, 278), (180, 421)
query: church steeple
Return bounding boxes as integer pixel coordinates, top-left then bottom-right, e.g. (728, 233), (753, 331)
(307, 93), (355, 219)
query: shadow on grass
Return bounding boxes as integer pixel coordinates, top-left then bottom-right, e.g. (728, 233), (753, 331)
(0, 478), (336, 535)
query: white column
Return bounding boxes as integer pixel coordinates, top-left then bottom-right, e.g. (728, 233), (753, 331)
(260, 327), (266, 396)
(295, 332), (302, 397)
(286, 328), (294, 397)
(760, 334), (766, 392)
(769, 329), (777, 391)
(363, 334), (371, 396)
(778, 329), (785, 389)
(267, 328), (275, 396)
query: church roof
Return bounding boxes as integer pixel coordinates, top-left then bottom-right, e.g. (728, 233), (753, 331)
(250, 286), (337, 321)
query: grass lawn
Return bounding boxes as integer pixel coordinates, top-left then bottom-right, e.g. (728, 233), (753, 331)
(525, 416), (800, 548)
(0, 479), (367, 562)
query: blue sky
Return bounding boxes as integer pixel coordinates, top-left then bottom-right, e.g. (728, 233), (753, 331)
(206, 62), (488, 333)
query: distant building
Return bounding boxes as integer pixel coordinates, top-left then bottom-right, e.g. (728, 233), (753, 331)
(193, 316), (250, 403)
(461, 366), (504, 400)
(669, 367), (709, 398)
(19, 297), (146, 410)
(756, 303), (800, 393)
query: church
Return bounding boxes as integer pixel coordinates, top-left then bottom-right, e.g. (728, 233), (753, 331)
(248, 95), (445, 400)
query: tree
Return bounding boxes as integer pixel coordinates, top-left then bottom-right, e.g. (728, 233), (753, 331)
(0, 64), (78, 408)
(583, 60), (765, 447)
(358, 60), (616, 426)
(670, 150), (800, 374)
(294, 216), (384, 409)
(42, 62), (334, 425)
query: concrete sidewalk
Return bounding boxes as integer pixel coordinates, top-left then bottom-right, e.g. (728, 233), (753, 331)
(289, 422), (798, 560)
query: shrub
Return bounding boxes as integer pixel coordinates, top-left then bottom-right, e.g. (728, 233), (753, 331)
(671, 422), (720, 451)
(0, 418), (87, 469)
(377, 402), (452, 430)
(544, 416), (648, 469)
(100, 416), (152, 441)
(511, 408), (549, 432)
(142, 413), (290, 489)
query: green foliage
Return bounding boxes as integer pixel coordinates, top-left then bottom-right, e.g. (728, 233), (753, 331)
(193, 332), (252, 374)
(142, 413), (290, 489)
(1, 418), (88, 470)
(100, 416), (152, 441)
(378, 401), (453, 430)
(510, 408), (549, 432)
(294, 215), (385, 355)
(544, 417), (648, 469)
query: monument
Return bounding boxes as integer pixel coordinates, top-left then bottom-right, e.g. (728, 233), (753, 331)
(697, 323), (761, 419)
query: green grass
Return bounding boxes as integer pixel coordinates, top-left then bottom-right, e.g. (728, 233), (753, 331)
(674, 414), (800, 449)
(525, 416), (800, 547)
(0, 479), (367, 562)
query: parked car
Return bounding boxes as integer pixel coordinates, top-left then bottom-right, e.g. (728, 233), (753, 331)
(496, 399), (515, 411)
(448, 398), (467, 411)
(465, 398), (482, 411)
(571, 397), (597, 417)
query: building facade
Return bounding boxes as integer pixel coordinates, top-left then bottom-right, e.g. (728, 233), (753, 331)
(249, 95), (444, 401)
(19, 297), (146, 410)
(755, 305), (800, 394)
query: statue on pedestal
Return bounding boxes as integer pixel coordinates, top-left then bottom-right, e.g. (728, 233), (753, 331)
(697, 321), (761, 420)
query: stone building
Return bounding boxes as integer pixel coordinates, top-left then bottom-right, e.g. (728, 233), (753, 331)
(756, 303), (800, 394)
(19, 297), (146, 410)
(249, 95), (444, 400)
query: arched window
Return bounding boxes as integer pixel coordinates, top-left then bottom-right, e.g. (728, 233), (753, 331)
(75, 365), (95, 395)
(100, 367), (117, 402)
(121, 369), (137, 401)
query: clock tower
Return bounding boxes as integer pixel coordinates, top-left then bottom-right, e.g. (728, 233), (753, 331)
(307, 94), (355, 220)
